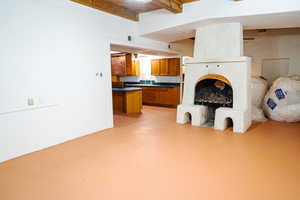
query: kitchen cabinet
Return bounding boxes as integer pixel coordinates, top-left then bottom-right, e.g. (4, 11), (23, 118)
(134, 86), (180, 107)
(111, 54), (128, 76)
(159, 59), (169, 75)
(112, 92), (124, 112)
(142, 87), (160, 104)
(111, 54), (140, 76)
(151, 59), (160, 76)
(112, 88), (142, 114)
(125, 54), (133, 75)
(158, 86), (180, 107)
(151, 58), (180, 76)
(168, 58), (181, 76)
(130, 60), (140, 76)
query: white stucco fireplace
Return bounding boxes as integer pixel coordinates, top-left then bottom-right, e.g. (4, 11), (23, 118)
(177, 23), (252, 133)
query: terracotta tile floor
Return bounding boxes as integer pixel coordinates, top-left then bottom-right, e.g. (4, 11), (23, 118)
(1, 106), (300, 200)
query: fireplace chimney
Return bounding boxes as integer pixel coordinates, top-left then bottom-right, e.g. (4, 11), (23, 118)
(194, 23), (244, 59)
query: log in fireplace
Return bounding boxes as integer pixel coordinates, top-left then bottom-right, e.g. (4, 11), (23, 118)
(194, 79), (233, 107)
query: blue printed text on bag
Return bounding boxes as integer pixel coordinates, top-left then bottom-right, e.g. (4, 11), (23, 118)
(267, 98), (277, 110)
(275, 88), (285, 100)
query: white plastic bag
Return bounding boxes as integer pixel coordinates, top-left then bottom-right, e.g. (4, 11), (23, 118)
(263, 76), (300, 122)
(252, 106), (267, 122)
(251, 77), (268, 122)
(251, 76), (268, 107)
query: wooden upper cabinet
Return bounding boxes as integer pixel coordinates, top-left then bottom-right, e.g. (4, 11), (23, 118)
(111, 55), (180, 77)
(131, 61), (136, 76)
(126, 59), (140, 76)
(111, 55), (126, 76)
(151, 58), (180, 76)
(111, 54), (135, 76)
(125, 54), (133, 75)
(136, 60), (141, 75)
(159, 59), (169, 76)
(168, 58), (180, 76)
(132, 60), (141, 76)
(151, 59), (160, 76)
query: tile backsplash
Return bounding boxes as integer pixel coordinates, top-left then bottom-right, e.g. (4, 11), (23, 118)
(119, 76), (140, 82)
(155, 76), (181, 83)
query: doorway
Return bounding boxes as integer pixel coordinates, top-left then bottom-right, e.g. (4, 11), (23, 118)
(110, 44), (181, 124)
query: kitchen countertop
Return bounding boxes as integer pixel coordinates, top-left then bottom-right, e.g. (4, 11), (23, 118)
(124, 83), (180, 88)
(112, 87), (142, 92)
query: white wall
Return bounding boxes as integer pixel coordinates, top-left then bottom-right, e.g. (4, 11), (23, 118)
(244, 34), (300, 76)
(0, 0), (170, 162)
(170, 39), (194, 57)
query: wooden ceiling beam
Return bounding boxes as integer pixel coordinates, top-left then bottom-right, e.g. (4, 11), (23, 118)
(181, 0), (198, 3)
(151, 0), (183, 13)
(71, 0), (200, 21)
(71, 0), (139, 21)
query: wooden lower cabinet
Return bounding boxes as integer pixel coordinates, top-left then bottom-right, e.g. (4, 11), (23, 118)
(113, 90), (142, 114)
(138, 86), (180, 107)
(125, 90), (142, 113)
(142, 87), (160, 104)
(112, 92), (124, 112)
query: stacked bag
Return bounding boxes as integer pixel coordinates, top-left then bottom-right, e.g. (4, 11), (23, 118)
(262, 76), (300, 122)
(251, 77), (268, 122)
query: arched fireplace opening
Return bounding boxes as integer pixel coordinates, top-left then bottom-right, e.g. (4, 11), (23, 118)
(225, 117), (234, 128)
(184, 112), (192, 123)
(194, 76), (233, 127)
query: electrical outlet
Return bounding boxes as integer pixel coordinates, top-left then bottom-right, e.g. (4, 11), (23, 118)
(27, 98), (34, 106)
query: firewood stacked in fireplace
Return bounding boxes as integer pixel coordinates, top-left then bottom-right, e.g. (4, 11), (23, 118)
(194, 80), (233, 107)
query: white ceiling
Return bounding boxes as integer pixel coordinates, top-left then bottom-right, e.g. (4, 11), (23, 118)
(143, 11), (300, 42)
